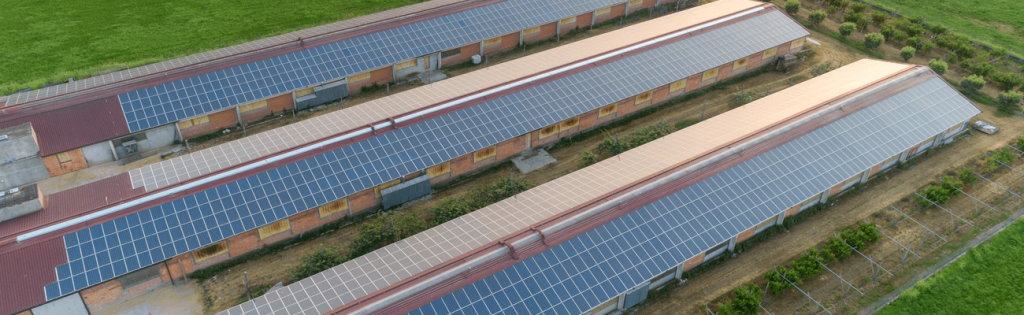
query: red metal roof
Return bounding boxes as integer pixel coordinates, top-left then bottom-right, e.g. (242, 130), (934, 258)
(0, 174), (144, 242)
(0, 95), (129, 156)
(0, 237), (67, 315)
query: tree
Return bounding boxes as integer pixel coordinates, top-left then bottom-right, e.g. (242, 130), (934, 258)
(763, 267), (801, 295)
(731, 283), (764, 315)
(880, 25), (896, 41)
(906, 35), (924, 48)
(785, 0), (800, 14)
(843, 11), (865, 24)
(998, 90), (1023, 114)
(839, 22), (856, 37)
(809, 10), (827, 25)
(850, 2), (868, 13)
(929, 24), (948, 35)
(870, 11), (888, 26)
(790, 248), (824, 279)
(961, 74), (986, 94)
(920, 40), (936, 55)
(429, 196), (473, 226)
(578, 150), (597, 169)
(892, 30), (909, 43)
(928, 59), (948, 75)
(864, 33), (884, 49)
(900, 46), (916, 61)
(990, 72), (1024, 91)
(289, 246), (347, 280)
(991, 47), (1010, 60)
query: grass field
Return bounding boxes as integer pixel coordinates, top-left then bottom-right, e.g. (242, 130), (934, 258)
(866, 0), (1024, 58)
(878, 219), (1024, 314)
(0, 0), (426, 96)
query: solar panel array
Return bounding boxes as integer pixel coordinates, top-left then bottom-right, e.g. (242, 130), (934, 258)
(116, 0), (629, 132)
(44, 11), (806, 301)
(408, 78), (979, 315)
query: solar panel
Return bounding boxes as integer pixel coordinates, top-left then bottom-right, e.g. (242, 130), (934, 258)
(408, 78), (979, 315)
(117, 0), (633, 133)
(45, 12), (808, 301)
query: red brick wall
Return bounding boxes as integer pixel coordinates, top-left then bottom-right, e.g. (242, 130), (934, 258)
(736, 227), (755, 242)
(450, 153), (475, 178)
(268, 93), (294, 113)
(785, 204), (801, 217)
(42, 148), (88, 176)
(651, 85), (670, 106)
(576, 12), (594, 29)
(290, 207), (322, 234)
(442, 43), (480, 67)
(180, 108), (237, 139)
(615, 98), (635, 117)
(192, 247), (230, 269)
(907, 143), (921, 156)
(496, 136), (528, 160)
(828, 183), (843, 197)
(777, 40), (792, 56)
(227, 230), (261, 257)
(868, 162), (883, 177)
(348, 67), (394, 95)
(747, 51), (764, 69)
(682, 252), (705, 271)
(482, 32), (520, 55)
(524, 22), (558, 44)
(240, 106), (271, 124)
(685, 74), (701, 92)
(717, 63), (733, 81)
(166, 253), (195, 279)
(349, 188), (378, 214)
(578, 110), (598, 132)
(80, 265), (170, 312)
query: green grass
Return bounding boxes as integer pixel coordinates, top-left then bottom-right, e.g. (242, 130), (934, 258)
(0, 0), (426, 95)
(866, 0), (1024, 58)
(878, 218), (1024, 314)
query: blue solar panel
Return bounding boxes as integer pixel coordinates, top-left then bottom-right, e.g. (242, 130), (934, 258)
(408, 78), (979, 315)
(46, 12), (808, 300)
(117, 0), (631, 132)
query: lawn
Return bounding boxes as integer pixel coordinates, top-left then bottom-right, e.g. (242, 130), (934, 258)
(0, 0), (426, 96)
(866, 0), (1024, 58)
(878, 218), (1024, 314)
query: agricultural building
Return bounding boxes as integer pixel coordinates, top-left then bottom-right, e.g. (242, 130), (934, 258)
(227, 59), (979, 315)
(0, 0), (809, 314)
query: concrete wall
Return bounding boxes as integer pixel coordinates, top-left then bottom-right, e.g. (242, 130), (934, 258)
(81, 141), (114, 165)
(0, 159), (48, 192)
(139, 125), (177, 153)
(31, 293), (88, 315)
(0, 197), (43, 223)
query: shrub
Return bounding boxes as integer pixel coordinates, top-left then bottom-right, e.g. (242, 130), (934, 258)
(929, 24), (948, 35)
(905, 24), (925, 37)
(958, 168), (979, 186)
(998, 90), (1024, 114)
(984, 148), (1016, 172)
(579, 150), (597, 169)
(731, 283), (764, 315)
(946, 53), (959, 65)
(850, 2), (868, 13)
(968, 62), (994, 77)
(790, 248), (824, 279)
(1015, 136), (1024, 152)
(920, 40), (936, 55)
(870, 11), (888, 26)
(991, 47), (1009, 60)
(957, 45), (976, 59)
(928, 59), (948, 75)
(289, 246), (347, 280)
(840, 222), (880, 250)
(961, 74), (986, 94)
(843, 11), (865, 24)
(900, 46), (916, 61)
(906, 35), (924, 48)
(808, 10), (827, 25)
(864, 33), (884, 49)
(991, 72), (1024, 91)
(466, 177), (533, 208)
(892, 30), (909, 43)
(839, 22), (856, 36)
(785, 0), (800, 14)
(880, 25), (896, 41)
(810, 61), (837, 77)
(824, 236), (853, 261)
(597, 122), (674, 155)
(428, 196), (473, 226)
(349, 211), (429, 258)
(763, 266), (801, 295)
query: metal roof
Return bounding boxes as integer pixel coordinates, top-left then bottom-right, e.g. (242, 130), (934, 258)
(118, 0), (635, 133)
(220, 59), (933, 315)
(128, 0), (768, 192)
(408, 76), (979, 315)
(12, 1), (803, 308)
(0, 95), (130, 156)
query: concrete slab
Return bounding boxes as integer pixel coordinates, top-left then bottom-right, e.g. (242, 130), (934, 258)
(511, 149), (557, 174)
(416, 71), (448, 84)
(90, 282), (202, 315)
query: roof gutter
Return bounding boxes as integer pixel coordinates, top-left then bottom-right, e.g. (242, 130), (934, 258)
(17, 6), (766, 243)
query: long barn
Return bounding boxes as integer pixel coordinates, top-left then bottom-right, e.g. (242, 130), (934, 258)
(225, 59), (979, 315)
(0, 1), (809, 314)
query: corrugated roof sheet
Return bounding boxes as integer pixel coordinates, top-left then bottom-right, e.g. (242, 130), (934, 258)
(410, 76), (980, 315)
(0, 238), (67, 315)
(222, 59), (922, 315)
(128, 0), (768, 192)
(0, 95), (130, 156)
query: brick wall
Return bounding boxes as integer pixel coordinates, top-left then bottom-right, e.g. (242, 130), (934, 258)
(180, 108), (237, 139)
(496, 136), (528, 160)
(777, 40), (792, 56)
(685, 74), (701, 93)
(578, 110), (598, 132)
(524, 22), (557, 44)
(736, 227), (755, 242)
(785, 204), (801, 217)
(868, 162), (883, 177)
(651, 85), (670, 106)
(828, 182), (843, 198)
(441, 43), (480, 67)
(576, 12), (594, 29)
(80, 264), (171, 312)
(348, 67), (394, 95)
(240, 106), (271, 124)
(226, 230), (261, 257)
(682, 252), (705, 271)
(348, 188), (378, 214)
(716, 63), (733, 81)
(747, 51), (764, 69)
(42, 148), (88, 176)
(614, 98), (635, 118)
(449, 153), (475, 178)
(267, 93), (294, 113)
(290, 208), (322, 234)
(482, 32), (520, 55)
